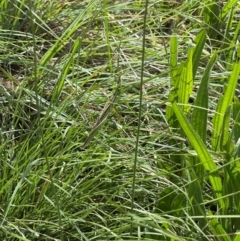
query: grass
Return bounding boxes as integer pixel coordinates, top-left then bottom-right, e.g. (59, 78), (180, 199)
(0, 0), (240, 240)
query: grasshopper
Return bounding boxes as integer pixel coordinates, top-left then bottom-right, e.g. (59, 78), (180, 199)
(81, 76), (121, 150)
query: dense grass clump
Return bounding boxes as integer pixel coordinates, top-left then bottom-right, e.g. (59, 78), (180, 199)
(0, 0), (240, 240)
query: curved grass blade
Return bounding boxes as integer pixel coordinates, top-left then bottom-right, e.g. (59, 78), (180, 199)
(192, 30), (206, 79)
(169, 35), (178, 84)
(166, 35), (179, 127)
(220, 0), (239, 20)
(51, 38), (81, 102)
(220, 105), (233, 153)
(37, 0), (100, 84)
(225, 21), (240, 71)
(203, 0), (221, 39)
(172, 102), (224, 210)
(212, 61), (240, 150)
(191, 52), (217, 189)
(192, 52), (217, 143)
(178, 47), (193, 114)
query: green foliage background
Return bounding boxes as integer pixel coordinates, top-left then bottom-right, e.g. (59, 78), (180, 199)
(0, 0), (240, 240)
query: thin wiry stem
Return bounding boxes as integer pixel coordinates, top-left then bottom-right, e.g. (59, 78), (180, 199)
(130, 0), (149, 233)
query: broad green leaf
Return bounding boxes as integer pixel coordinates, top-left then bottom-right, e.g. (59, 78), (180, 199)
(172, 102), (224, 209)
(212, 61), (240, 150)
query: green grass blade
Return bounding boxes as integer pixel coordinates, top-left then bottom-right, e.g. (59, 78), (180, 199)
(178, 47), (193, 113)
(223, 157), (240, 229)
(172, 102), (224, 209)
(208, 210), (231, 241)
(1, 159), (39, 226)
(170, 35), (178, 83)
(192, 52), (217, 143)
(166, 36), (182, 133)
(203, 0), (221, 39)
(220, 0), (239, 20)
(37, 0), (99, 82)
(166, 36), (179, 126)
(233, 233), (240, 241)
(192, 30), (206, 79)
(51, 38), (81, 102)
(221, 6), (233, 63)
(191, 52), (217, 188)
(233, 97), (240, 146)
(219, 106), (233, 153)
(225, 21), (240, 70)
(212, 61), (240, 150)
(185, 158), (207, 230)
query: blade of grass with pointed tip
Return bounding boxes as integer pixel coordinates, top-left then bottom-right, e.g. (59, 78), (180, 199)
(1, 159), (40, 226)
(222, 7), (234, 68)
(178, 47), (193, 114)
(192, 30), (206, 79)
(170, 35), (178, 84)
(212, 61), (240, 150)
(172, 102), (224, 210)
(220, 0), (239, 20)
(225, 21), (240, 71)
(51, 38), (81, 102)
(191, 52), (217, 188)
(166, 35), (180, 127)
(204, 0), (221, 39)
(37, 0), (100, 84)
(192, 52), (217, 143)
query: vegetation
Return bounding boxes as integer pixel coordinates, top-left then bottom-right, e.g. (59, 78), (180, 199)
(0, 0), (240, 240)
